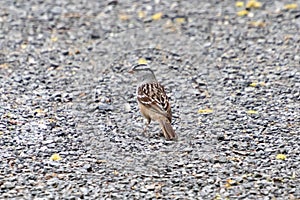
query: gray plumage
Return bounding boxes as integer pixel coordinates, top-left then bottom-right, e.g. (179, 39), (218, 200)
(130, 64), (157, 85)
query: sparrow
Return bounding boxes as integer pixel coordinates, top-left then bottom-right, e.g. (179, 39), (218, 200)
(129, 64), (177, 140)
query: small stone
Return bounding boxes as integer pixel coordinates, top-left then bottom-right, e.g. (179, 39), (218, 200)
(2, 182), (15, 189)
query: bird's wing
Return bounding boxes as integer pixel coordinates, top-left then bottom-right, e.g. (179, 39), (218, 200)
(137, 83), (172, 122)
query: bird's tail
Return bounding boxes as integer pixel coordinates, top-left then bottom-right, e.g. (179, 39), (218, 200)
(159, 118), (177, 140)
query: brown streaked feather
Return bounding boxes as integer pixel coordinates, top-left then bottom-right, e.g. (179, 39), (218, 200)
(137, 82), (172, 122)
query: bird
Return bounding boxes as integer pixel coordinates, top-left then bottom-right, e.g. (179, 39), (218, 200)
(129, 64), (177, 140)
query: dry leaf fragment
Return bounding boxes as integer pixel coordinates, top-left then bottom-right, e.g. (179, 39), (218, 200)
(174, 17), (186, 24)
(249, 82), (265, 87)
(51, 36), (58, 42)
(214, 193), (221, 200)
(113, 170), (119, 175)
(151, 12), (163, 21)
(138, 58), (147, 64)
(237, 10), (249, 16)
(249, 21), (266, 27)
(246, 0), (262, 9)
(33, 108), (44, 114)
(259, 82), (266, 86)
(50, 153), (62, 161)
(119, 14), (130, 21)
(138, 10), (146, 18)
(276, 154), (286, 160)
(235, 1), (244, 7)
(225, 179), (235, 188)
(247, 110), (258, 114)
(198, 108), (213, 114)
(0, 63), (9, 69)
(249, 82), (258, 87)
(284, 4), (298, 9)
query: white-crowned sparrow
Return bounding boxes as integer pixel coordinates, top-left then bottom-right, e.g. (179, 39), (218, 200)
(129, 64), (177, 140)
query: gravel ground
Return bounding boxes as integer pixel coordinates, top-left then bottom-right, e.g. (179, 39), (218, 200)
(0, 0), (299, 199)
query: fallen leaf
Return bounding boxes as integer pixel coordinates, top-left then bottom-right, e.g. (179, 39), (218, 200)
(138, 10), (146, 18)
(246, 0), (262, 9)
(151, 12), (163, 21)
(113, 170), (119, 175)
(174, 17), (186, 24)
(249, 21), (266, 27)
(119, 14), (130, 21)
(284, 4), (298, 9)
(214, 193), (222, 200)
(198, 108), (213, 114)
(51, 36), (58, 42)
(0, 63), (9, 69)
(225, 179), (235, 188)
(276, 154), (286, 160)
(33, 108), (44, 114)
(249, 82), (258, 87)
(249, 82), (265, 87)
(237, 10), (249, 16)
(259, 82), (266, 86)
(138, 58), (147, 64)
(235, 1), (244, 7)
(50, 153), (62, 161)
(247, 110), (258, 114)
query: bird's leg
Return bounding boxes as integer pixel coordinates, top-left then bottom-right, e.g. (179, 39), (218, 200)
(143, 118), (151, 136)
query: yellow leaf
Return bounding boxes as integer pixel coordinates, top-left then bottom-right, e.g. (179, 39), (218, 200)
(51, 37), (58, 42)
(113, 170), (119, 175)
(131, 185), (136, 190)
(174, 17), (186, 24)
(284, 4), (298, 9)
(33, 109), (44, 114)
(247, 110), (258, 114)
(119, 14), (130, 21)
(249, 21), (266, 27)
(138, 10), (146, 18)
(48, 118), (57, 123)
(227, 179), (235, 184)
(21, 43), (27, 49)
(225, 179), (235, 188)
(235, 1), (244, 7)
(50, 153), (62, 161)
(198, 109), (213, 114)
(259, 82), (266, 86)
(138, 58), (147, 65)
(249, 82), (258, 87)
(250, 82), (265, 87)
(0, 131), (3, 135)
(151, 12), (163, 21)
(214, 193), (221, 200)
(237, 10), (249, 16)
(0, 63), (9, 69)
(246, 0), (262, 8)
(276, 154), (286, 160)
